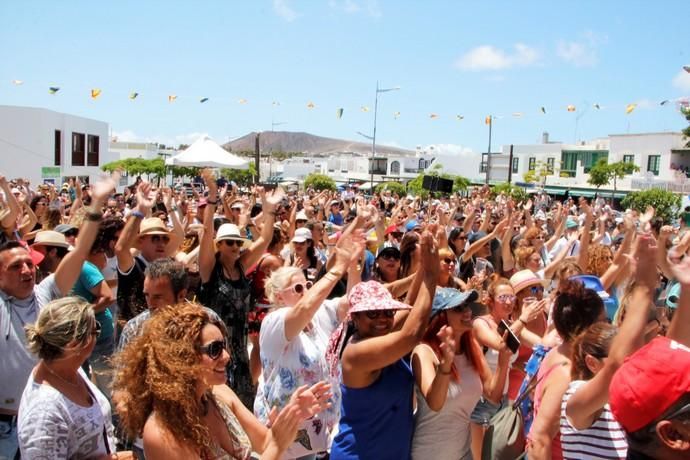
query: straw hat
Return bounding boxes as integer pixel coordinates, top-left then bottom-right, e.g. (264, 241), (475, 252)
(32, 231), (71, 250)
(509, 269), (548, 293)
(215, 223), (251, 248)
(138, 218), (169, 237)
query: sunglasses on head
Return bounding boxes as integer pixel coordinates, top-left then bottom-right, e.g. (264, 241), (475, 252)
(199, 339), (227, 360)
(365, 310), (396, 319)
(285, 281), (313, 294)
(221, 239), (243, 247)
(150, 235), (170, 244)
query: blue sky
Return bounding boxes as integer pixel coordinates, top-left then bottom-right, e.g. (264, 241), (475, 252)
(1, 1), (689, 155)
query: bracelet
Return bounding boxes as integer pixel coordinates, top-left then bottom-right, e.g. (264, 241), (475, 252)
(517, 318), (526, 326)
(207, 199), (218, 205)
(85, 210), (103, 222)
(131, 210), (145, 219)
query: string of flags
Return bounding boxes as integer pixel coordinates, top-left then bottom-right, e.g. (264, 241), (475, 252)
(7, 78), (689, 123)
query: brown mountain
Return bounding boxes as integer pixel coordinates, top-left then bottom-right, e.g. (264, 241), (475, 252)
(222, 131), (414, 156)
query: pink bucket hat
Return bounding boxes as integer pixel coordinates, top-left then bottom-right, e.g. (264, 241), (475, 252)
(348, 281), (411, 313)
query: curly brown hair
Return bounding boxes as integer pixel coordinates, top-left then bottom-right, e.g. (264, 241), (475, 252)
(586, 244), (613, 277)
(514, 246), (537, 269)
(113, 302), (228, 456)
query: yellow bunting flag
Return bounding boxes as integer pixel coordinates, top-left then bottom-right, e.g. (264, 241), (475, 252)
(129, 92), (139, 100)
(626, 103), (637, 114)
(361, 106), (370, 112)
(90, 89), (102, 99)
(168, 95), (177, 103)
(567, 105), (576, 112)
(238, 98), (248, 104)
(49, 87), (60, 94)
(485, 116), (492, 125)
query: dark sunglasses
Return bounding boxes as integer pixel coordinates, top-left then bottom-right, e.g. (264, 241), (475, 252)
(150, 235), (170, 244)
(285, 281), (313, 294)
(379, 253), (400, 261)
(391, 232), (404, 238)
(199, 339), (228, 360)
(365, 310), (396, 319)
(221, 239), (243, 247)
(530, 286), (544, 295)
(64, 229), (79, 238)
(442, 258), (456, 264)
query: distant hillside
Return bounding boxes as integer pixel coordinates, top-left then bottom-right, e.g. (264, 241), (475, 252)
(223, 131), (414, 156)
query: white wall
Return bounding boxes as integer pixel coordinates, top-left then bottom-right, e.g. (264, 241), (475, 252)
(0, 105), (110, 185)
(609, 132), (685, 181)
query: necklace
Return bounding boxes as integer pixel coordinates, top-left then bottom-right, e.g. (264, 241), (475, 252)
(42, 362), (82, 389)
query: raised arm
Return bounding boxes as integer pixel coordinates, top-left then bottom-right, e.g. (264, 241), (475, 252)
(576, 203), (594, 271)
(198, 170), (219, 284)
(115, 182), (154, 274)
(55, 173), (119, 295)
(240, 187), (282, 269)
(411, 326), (456, 411)
(666, 243), (690, 347)
(162, 187), (184, 256)
(0, 175), (20, 230)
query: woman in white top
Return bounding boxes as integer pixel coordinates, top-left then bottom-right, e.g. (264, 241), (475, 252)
(411, 288), (512, 460)
(18, 297), (122, 460)
(255, 231), (363, 459)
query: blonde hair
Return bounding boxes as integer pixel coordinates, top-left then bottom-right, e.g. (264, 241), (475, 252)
(25, 296), (95, 361)
(265, 266), (303, 305)
(438, 247), (454, 260)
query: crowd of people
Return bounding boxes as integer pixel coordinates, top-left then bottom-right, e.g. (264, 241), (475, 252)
(0, 170), (689, 460)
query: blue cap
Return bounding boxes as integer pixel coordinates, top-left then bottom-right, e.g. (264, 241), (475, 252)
(405, 220), (420, 232)
(666, 282), (681, 309)
(566, 219), (579, 229)
(431, 288), (479, 317)
(570, 275), (618, 320)
(468, 231), (487, 245)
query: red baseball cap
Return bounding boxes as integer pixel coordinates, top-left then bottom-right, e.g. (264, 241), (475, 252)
(18, 240), (44, 266)
(609, 336), (690, 433)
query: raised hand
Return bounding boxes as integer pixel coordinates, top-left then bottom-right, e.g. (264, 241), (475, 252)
(161, 187), (173, 210)
(419, 231), (439, 281)
(91, 171), (120, 202)
(634, 234), (658, 289)
(436, 325), (456, 374)
(135, 181), (155, 211)
(263, 187), (286, 214)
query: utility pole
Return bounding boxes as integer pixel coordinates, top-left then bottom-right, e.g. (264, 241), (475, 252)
(485, 116), (493, 185)
(254, 133), (260, 184)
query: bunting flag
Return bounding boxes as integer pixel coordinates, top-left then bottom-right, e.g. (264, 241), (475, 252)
(12, 80), (23, 85)
(360, 106), (370, 112)
(593, 103), (601, 110)
(48, 87), (60, 94)
(512, 112), (523, 118)
(567, 105), (576, 112)
(168, 95), (177, 103)
(336, 108), (344, 119)
(540, 106), (546, 114)
(660, 100), (670, 106)
(429, 113), (439, 119)
(306, 101), (315, 109)
(626, 103), (637, 114)
(238, 98), (248, 104)
(90, 89), (102, 99)
(456, 115), (464, 121)
(200, 97), (209, 103)
(393, 111), (401, 119)
(485, 115), (492, 125)
(129, 92), (139, 100)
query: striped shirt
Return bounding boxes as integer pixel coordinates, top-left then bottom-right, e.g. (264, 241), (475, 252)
(560, 380), (628, 459)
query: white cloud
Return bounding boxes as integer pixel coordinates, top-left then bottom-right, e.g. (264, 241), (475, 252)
(273, 0), (299, 22)
(556, 41), (597, 67)
(455, 43), (539, 71)
(673, 69), (690, 91)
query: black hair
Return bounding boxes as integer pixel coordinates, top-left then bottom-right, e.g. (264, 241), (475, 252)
(91, 217), (125, 254)
(399, 232), (419, 278)
(553, 279), (605, 342)
(0, 240), (24, 255)
(29, 195), (47, 212)
(448, 227), (465, 257)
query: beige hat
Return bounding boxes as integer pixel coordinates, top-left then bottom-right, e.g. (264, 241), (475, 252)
(32, 231), (72, 250)
(215, 223), (251, 248)
(138, 218), (169, 237)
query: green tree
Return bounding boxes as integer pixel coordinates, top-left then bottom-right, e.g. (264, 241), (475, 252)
(523, 160), (552, 186)
(303, 173), (336, 191)
(375, 181), (407, 196)
(680, 104), (690, 147)
(170, 166), (201, 179)
(220, 163), (257, 187)
(621, 189), (681, 224)
(453, 175), (470, 193)
(587, 159), (611, 189)
(492, 182), (528, 203)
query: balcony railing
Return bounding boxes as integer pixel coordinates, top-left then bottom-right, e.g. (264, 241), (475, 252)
(630, 178), (690, 194)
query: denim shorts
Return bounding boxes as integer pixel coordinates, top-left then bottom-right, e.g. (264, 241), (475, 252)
(0, 417), (19, 460)
(470, 395), (507, 426)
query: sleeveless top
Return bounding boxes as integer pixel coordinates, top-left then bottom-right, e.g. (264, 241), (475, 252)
(411, 347), (483, 460)
(198, 255), (255, 409)
(331, 358), (415, 460)
(529, 351), (568, 460)
(560, 380), (627, 459)
(201, 396), (253, 460)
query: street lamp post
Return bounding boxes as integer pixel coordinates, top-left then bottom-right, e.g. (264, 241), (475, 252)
(370, 82), (400, 192)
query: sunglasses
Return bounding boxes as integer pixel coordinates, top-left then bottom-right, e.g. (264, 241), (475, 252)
(379, 253), (400, 261)
(497, 294), (516, 303)
(150, 235), (170, 244)
(391, 232), (404, 239)
(442, 258), (456, 265)
(532, 235), (545, 241)
(64, 230), (79, 238)
(296, 219), (308, 223)
(199, 339), (228, 360)
(284, 281), (313, 294)
(529, 286), (544, 295)
(221, 239), (243, 247)
(365, 310), (396, 319)
(91, 321), (102, 338)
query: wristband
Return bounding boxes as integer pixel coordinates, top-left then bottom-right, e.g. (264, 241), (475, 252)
(131, 210), (145, 219)
(207, 199), (218, 205)
(517, 317), (526, 326)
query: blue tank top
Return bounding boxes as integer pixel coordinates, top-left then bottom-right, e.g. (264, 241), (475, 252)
(330, 357), (414, 460)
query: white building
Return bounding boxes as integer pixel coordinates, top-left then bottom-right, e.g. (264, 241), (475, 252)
(0, 105), (114, 186)
(488, 131), (689, 197)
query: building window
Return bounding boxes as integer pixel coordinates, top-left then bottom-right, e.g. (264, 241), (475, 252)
(54, 130), (61, 166)
(390, 161), (400, 175)
(418, 159), (426, 171)
(528, 157), (536, 171)
(560, 150), (609, 177)
(512, 157), (519, 174)
(370, 158), (387, 175)
(623, 154), (634, 163)
(480, 161), (488, 173)
(71, 132), (85, 166)
(647, 155), (660, 176)
(87, 135), (100, 166)
(547, 157), (555, 174)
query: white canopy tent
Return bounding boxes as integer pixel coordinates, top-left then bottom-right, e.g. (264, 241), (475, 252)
(165, 136), (249, 170)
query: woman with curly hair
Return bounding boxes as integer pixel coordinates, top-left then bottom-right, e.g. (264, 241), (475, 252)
(114, 302), (331, 460)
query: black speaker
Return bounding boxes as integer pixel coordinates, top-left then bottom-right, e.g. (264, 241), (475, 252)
(436, 178), (453, 194)
(422, 175), (435, 190)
